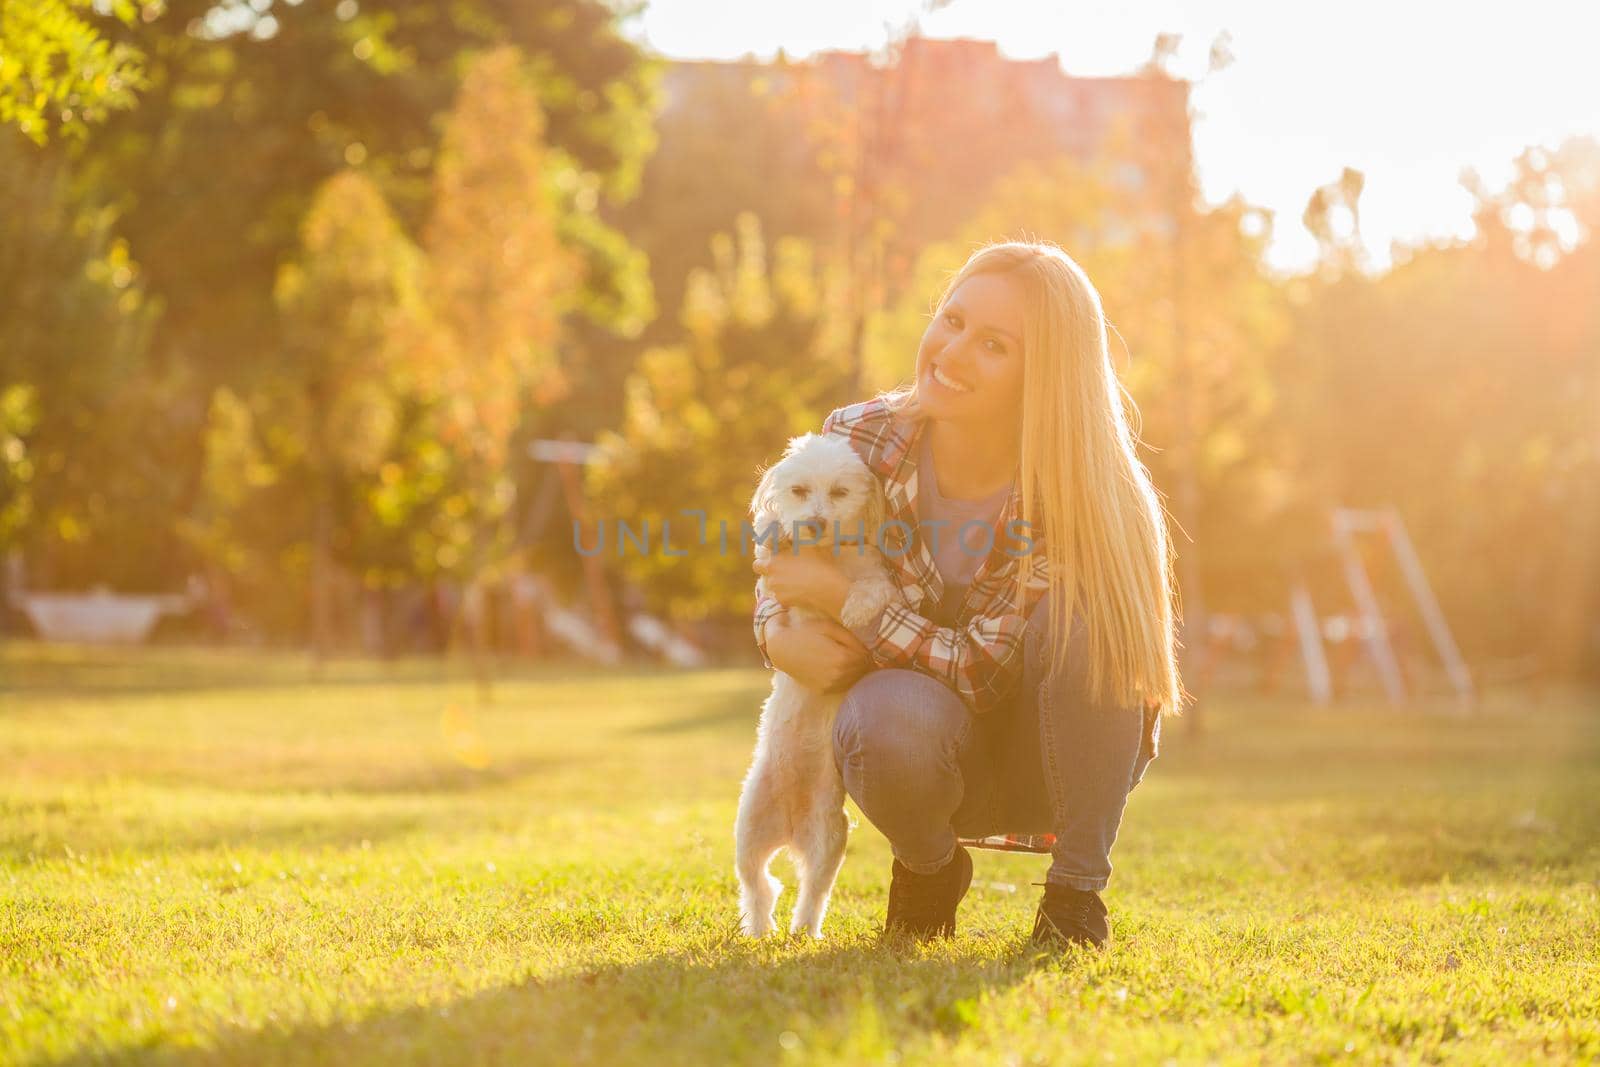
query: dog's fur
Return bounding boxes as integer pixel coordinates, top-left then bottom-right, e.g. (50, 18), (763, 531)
(735, 433), (900, 938)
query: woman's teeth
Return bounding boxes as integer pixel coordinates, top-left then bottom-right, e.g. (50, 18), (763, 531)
(931, 366), (971, 393)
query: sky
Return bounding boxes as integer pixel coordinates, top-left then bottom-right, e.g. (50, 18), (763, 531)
(618, 0), (1600, 273)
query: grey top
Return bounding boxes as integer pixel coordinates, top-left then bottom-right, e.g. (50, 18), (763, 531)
(849, 429), (1012, 643)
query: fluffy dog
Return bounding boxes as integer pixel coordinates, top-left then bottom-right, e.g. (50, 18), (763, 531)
(735, 433), (899, 938)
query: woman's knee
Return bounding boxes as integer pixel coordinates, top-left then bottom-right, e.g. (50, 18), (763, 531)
(833, 669), (969, 767)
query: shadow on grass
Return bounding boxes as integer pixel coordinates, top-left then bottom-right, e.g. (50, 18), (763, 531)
(0, 801), (433, 865)
(0, 750), (580, 863)
(1298, 779), (1600, 886)
(192, 753), (572, 797)
(65, 937), (1067, 1067)
(0, 642), (688, 700)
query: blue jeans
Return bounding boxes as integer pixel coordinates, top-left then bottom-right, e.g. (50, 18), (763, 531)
(832, 597), (1161, 891)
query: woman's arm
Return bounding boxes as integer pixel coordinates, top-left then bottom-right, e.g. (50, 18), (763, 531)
(752, 549), (871, 691)
(853, 600), (1029, 713)
(756, 548), (1028, 711)
(752, 587), (785, 668)
(763, 610), (872, 692)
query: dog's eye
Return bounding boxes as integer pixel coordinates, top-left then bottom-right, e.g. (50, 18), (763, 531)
(828, 487), (849, 500)
(790, 486), (809, 498)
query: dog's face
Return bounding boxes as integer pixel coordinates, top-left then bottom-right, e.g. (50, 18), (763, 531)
(751, 433), (885, 544)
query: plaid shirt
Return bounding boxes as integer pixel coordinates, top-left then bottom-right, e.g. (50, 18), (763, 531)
(753, 395), (1051, 714)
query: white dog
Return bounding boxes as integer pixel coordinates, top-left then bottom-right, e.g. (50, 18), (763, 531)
(735, 433), (900, 938)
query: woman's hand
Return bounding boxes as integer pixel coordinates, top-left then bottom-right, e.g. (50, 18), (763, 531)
(752, 545), (851, 620)
(764, 609), (872, 693)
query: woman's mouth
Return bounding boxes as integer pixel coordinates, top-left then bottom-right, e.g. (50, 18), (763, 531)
(930, 365), (972, 394)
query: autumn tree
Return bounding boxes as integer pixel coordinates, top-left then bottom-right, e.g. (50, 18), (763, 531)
(425, 46), (575, 461)
(0, 134), (163, 588)
(0, 383), (34, 549)
(185, 169), (425, 646)
(284, 170), (427, 650)
(0, 0), (150, 143)
(589, 214), (855, 618)
(614, 58), (833, 351)
(55, 0), (656, 598)
(413, 43), (611, 600)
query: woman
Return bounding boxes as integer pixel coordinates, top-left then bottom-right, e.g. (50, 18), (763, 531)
(751, 240), (1181, 950)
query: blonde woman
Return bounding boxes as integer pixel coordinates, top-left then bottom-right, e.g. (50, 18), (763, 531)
(751, 240), (1181, 950)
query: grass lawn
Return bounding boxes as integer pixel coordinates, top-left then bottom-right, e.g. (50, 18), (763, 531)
(2, 644), (1598, 1065)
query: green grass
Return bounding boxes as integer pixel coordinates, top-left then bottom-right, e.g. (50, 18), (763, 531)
(2, 643), (1598, 1065)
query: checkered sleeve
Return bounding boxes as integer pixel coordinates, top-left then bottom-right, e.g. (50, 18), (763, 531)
(752, 585), (785, 669)
(858, 602), (1028, 714)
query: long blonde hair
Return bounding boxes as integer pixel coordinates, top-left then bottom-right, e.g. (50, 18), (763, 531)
(893, 240), (1184, 714)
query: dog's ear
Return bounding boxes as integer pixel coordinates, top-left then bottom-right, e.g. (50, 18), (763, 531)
(754, 433), (816, 524)
(750, 462), (779, 526)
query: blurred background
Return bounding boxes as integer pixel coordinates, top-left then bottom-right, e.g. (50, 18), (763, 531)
(2, 0), (1596, 709)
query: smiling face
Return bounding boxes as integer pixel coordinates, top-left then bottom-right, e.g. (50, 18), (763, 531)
(914, 271), (1028, 428)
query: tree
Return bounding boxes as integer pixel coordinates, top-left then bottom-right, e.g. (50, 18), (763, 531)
(425, 45), (577, 467)
(1302, 166), (1369, 276)
(408, 43), (609, 612)
(0, 0), (149, 143)
(588, 214), (855, 618)
(0, 383), (35, 546)
(279, 169), (425, 651)
(612, 57), (833, 353)
(61, 0), (656, 595)
(0, 133), (164, 588)
(1288, 139), (1600, 674)
(184, 169), (426, 645)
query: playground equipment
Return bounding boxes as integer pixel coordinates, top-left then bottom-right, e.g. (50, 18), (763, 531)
(523, 437), (708, 668)
(1208, 507), (1476, 710)
(10, 582), (197, 644)
(1312, 507), (1475, 709)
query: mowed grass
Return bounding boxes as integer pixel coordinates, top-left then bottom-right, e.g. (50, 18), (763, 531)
(2, 645), (1597, 1066)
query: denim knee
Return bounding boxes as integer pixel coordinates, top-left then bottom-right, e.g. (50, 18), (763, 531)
(832, 669), (969, 780)
(833, 669), (973, 871)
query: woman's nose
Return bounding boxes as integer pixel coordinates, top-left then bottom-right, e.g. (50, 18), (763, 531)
(940, 337), (977, 368)
(951, 323), (987, 356)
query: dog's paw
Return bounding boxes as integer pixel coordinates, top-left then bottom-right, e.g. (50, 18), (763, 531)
(740, 913), (777, 938)
(840, 578), (896, 629)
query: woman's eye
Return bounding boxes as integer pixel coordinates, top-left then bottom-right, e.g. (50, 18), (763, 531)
(828, 487), (848, 500)
(945, 312), (960, 328)
(790, 486), (809, 498)
(985, 338), (1005, 353)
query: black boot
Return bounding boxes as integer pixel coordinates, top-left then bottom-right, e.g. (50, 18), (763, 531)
(1029, 881), (1109, 950)
(883, 844), (973, 941)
